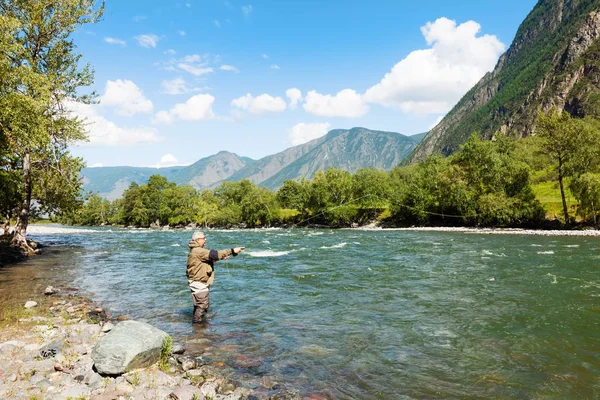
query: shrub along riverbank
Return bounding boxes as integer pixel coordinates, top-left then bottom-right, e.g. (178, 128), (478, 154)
(61, 113), (600, 230)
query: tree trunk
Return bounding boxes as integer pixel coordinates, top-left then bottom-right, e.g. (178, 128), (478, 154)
(2, 212), (10, 236)
(11, 152), (34, 254)
(558, 159), (570, 225)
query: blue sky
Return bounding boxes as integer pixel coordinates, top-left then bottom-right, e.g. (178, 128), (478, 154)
(70, 0), (538, 168)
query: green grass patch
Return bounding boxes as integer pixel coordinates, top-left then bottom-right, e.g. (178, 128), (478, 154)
(532, 181), (579, 221)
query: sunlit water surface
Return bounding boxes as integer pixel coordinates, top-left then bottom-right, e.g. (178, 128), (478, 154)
(8, 225), (600, 399)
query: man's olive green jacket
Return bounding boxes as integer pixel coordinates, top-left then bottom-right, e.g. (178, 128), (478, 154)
(186, 241), (235, 286)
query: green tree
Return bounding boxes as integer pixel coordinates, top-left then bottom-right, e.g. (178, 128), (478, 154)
(0, 0), (104, 251)
(535, 109), (579, 223)
(569, 172), (600, 226)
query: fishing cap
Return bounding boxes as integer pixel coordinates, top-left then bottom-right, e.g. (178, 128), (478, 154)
(192, 231), (205, 240)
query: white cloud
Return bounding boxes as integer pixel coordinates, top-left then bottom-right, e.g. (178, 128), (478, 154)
(220, 65), (239, 73)
(178, 30), (186, 36)
(133, 15), (147, 22)
(167, 54), (215, 76)
(363, 17), (505, 115)
(161, 78), (201, 95)
(303, 89), (368, 118)
(231, 93), (287, 115)
(134, 34), (159, 48)
(90, 163), (104, 168)
(286, 88), (302, 110)
(214, 20), (221, 28)
(270, 64), (280, 70)
(70, 102), (161, 147)
(100, 80), (153, 116)
(289, 122), (331, 145)
(262, 54), (268, 59)
(178, 63), (214, 76)
(152, 154), (191, 168)
(242, 5), (253, 15)
(153, 94), (216, 124)
(165, 49), (176, 55)
(104, 37), (126, 46)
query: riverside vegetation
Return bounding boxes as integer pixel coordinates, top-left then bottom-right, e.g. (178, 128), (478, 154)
(61, 110), (600, 230)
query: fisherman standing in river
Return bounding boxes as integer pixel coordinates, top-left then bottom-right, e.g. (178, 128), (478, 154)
(187, 231), (245, 323)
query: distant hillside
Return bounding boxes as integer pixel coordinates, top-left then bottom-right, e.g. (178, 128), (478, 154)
(81, 166), (182, 200)
(82, 151), (251, 200)
(407, 0), (600, 163)
(260, 127), (420, 189)
(82, 127), (425, 198)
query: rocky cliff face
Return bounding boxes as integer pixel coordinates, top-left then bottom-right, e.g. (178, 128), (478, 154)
(408, 0), (600, 164)
(172, 151), (252, 189)
(261, 128), (418, 189)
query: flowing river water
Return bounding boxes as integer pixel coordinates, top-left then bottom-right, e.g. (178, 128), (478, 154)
(3, 225), (599, 399)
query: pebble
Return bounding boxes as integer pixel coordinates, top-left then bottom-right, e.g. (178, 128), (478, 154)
(44, 286), (57, 295)
(172, 343), (186, 354)
(24, 301), (37, 309)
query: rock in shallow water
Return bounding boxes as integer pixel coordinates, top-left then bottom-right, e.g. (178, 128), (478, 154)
(91, 320), (169, 376)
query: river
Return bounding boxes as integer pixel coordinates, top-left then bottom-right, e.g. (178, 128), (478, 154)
(6, 225), (599, 399)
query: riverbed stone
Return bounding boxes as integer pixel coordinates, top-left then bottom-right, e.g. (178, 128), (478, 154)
(24, 301), (37, 309)
(177, 355), (196, 371)
(44, 286), (57, 295)
(201, 381), (219, 398)
(91, 320), (170, 376)
(171, 384), (205, 400)
(172, 342), (186, 354)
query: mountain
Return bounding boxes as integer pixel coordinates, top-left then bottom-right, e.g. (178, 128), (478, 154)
(169, 151), (255, 190)
(81, 166), (182, 200)
(407, 0), (600, 164)
(260, 127), (419, 189)
(81, 128), (425, 198)
(82, 151), (251, 200)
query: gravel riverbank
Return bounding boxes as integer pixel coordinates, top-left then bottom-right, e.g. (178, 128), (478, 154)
(0, 288), (306, 400)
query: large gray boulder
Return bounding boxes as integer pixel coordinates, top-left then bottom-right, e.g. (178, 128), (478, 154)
(91, 320), (169, 376)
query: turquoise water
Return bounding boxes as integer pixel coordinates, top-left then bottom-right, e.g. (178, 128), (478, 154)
(27, 226), (600, 399)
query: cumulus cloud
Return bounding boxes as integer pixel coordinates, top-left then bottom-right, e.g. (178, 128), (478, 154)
(100, 80), (153, 116)
(220, 65), (239, 73)
(363, 17), (505, 115)
(303, 89), (368, 118)
(70, 102), (161, 147)
(270, 64), (280, 70)
(286, 88), (302, 109)
(289, 122), (331, 145)
(134, 34), (159, 48)
(242, 5), (253, 15)
(153, 94), (216, 124)
(160, 78), (205, 95)
(104, 37), (126, 46)
(152, 154), (190, 168)
(231, 93), (287, 115)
